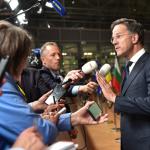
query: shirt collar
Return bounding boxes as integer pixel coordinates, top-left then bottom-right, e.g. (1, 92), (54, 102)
(130, 48), (145, 63)
(49, 69), (59, 78)
(42, 66), (59, 78)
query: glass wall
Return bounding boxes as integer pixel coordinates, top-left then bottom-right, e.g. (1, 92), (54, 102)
(61, 43), (78, 73)
(61, 42), (117, 73)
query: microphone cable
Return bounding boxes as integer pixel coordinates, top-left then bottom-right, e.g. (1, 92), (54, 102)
(5, 2), (41, 21)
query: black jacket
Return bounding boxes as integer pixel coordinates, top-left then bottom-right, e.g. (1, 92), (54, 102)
(37, 67), (75, 99)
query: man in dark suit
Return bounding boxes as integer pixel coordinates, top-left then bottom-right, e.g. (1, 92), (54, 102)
(96, 18), (150, 150)
(38, 42), (97, 99)
(37, 41), (98, 141)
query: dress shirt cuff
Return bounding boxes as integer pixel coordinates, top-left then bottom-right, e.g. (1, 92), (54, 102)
(28, 102), (33, 107)
(71, 85), (81, 95)
(57, 113), (72, 131)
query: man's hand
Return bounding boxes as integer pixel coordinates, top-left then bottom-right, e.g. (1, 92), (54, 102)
(78, 81), (98, 94)
(30, 90), (52, 112)
(42, 102), (65, 124)
(71, 101), (108, 126)
(42, 111), (59, 125)
(96, 72), (116, 102)
(44, 102), (64, 113)
(12, 127), (46, 150)
(63, 70), (84, 86)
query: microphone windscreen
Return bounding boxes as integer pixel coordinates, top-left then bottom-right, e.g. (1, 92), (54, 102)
(81, 61), (98, 74)
(99, 64), (111, 76)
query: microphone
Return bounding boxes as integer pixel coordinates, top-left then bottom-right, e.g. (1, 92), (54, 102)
(57, 107), (66, 115)
(99, 63), (111, 76)
(62, 61), (98, 85)
(46, 60), (99, 104)
(98, 64), (112, 107)
(48, 141), (78, 150)
(81, 60), (98, 74)
(48, 0), (67, 16)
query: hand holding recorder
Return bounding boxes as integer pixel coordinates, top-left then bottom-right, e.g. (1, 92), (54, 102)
(71, 101), (108, 125)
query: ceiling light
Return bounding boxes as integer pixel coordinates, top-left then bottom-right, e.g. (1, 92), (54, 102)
(47, 23), (51, 29)
(17, 10), (28, 25)
(45, 2), (53, 8)
(5, 0), (19, 11)
(110, 52), (115, 56)
(37, 6), (43, 14)
(72, 0), (75, 4)
(62, 52), (67, 56)
(84, 52), (93, 56)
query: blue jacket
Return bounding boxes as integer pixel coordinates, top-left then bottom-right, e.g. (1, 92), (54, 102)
(0, 73), (72, 150)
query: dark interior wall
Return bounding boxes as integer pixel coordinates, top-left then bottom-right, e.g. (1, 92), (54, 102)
(27, 27), (150, 51)
(27, 27), (112, 47)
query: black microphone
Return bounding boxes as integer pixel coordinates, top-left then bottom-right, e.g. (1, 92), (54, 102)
(61, 78), (72, 86)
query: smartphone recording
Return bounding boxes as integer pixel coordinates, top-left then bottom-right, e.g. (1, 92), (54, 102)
(88, 102), (102, 121)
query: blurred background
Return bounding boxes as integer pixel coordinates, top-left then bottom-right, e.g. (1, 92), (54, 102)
(1, 0), (150, 72)
(2, 1), (149, 149)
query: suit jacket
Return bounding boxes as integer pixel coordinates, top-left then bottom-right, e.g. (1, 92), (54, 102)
(115, 52), (150, 150)
(37, 67), (75, 99)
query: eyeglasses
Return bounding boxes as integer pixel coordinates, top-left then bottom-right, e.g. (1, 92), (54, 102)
(111, 33), (132, 43)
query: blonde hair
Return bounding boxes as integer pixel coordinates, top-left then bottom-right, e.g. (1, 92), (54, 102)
(40, 42), (59, 57)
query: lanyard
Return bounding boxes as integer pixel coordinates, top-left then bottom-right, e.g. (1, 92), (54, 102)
(17, 83), (27, 100)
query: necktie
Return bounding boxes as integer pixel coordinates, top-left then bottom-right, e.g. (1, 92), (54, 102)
(125, 61), (133, 79)
(122, 61), (133, 87)
(55, 74), (64, 83)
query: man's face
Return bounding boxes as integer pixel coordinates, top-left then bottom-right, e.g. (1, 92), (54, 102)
(41, 45), (62, 71)
(111, 24), (134, 58)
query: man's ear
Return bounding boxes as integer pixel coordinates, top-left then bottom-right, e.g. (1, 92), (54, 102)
(132, 33), (139, 44)
(40, 56), (45, 65)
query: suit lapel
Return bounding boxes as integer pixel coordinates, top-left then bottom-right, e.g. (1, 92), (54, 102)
(121, 52), (149, 95)
(121, 70), (126, 90)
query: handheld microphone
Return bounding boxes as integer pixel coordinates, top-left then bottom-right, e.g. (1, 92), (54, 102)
(81, 60), (98, 74)
(57, 107), (66, 115)
(48, 0), (67, 16)
(62, 61), (98, 85)
(48, 141), (78, 150)
(99, 64), (111, 76)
